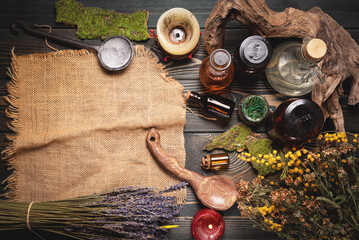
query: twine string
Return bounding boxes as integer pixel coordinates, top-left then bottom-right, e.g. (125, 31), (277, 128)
(184, 106), (217, 121)
(26, 201), (46, 240)
(33, 24), (59, 51)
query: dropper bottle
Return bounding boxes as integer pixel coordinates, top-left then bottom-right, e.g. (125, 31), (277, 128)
(185, 91), (235, 121)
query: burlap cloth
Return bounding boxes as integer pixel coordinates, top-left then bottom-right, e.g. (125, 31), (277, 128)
(3, 45), (186, 202)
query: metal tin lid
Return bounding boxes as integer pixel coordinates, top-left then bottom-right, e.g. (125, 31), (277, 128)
(209, 49), (232, 71)
(98, 36), (134, 71)
(239, 35), (272, 69)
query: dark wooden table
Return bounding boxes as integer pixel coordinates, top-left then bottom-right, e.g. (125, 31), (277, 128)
(0, 0), (359, 239)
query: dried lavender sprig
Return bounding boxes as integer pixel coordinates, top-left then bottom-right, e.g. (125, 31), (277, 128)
(0, 182), (187, 240)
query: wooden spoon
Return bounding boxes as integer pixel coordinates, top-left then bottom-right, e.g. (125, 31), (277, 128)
(146, 128), (238, 211)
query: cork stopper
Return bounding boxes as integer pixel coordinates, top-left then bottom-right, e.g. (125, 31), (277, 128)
(201, 155), (211, 170)
(185, 91), (191, 100)
(302, 38), (327, 62)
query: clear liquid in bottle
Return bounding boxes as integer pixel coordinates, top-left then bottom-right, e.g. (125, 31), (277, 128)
(265, 39), (327, 97)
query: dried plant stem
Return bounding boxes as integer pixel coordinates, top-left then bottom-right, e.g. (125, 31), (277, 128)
(0, 183), (186, 239)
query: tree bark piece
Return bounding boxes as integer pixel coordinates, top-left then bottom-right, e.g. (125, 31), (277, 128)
(204, 0), (359, 131)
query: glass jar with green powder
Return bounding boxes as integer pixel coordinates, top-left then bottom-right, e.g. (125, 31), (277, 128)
(238, 95), (269, 126)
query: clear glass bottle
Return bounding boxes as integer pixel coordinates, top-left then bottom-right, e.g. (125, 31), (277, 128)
(233, 35), (272, 75)
(265, 38), (327, 97)
(238, 95), (269, 126)
(199, 49), (234, 90)
(201, 153), (229, 171)
(185, 91), (235, 121)
(272, 98), (324, 146)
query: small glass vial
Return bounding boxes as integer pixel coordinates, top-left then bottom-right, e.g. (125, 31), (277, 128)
(199, 49), (234, 90)
(238, 95), (269, 126)
(185, 91), (235, 121)
(272, 98), (324, 146)
(233, 35), (272, 75)
(201, 153), (229, 171)
(265, 38), (327, 96)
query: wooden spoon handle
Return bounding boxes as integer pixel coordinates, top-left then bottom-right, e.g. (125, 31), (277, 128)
(146, 128), (203, 187)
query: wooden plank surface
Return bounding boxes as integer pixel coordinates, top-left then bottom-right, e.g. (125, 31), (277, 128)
(0, 0), (358, 239)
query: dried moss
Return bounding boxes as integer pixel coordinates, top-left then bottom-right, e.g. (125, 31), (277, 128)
(204, 123), (276, 176)
(204, 123), (252, 152)
(55, 0), (149, 41)
(246, 136), (277, 176)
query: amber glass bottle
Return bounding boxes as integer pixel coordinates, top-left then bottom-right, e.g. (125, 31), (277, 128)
(272, 98), (324, 146)
(199, 49), (234, 90)
(201, 153), (229, 171)
(185, 91), (235, 121)
(233, 35), (272, 75)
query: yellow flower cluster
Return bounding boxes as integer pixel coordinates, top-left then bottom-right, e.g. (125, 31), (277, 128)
(239, 150), (283, 174)
(285, 149), (317, 176)
(317, 132), (347, 143)
(258, 204), (274, 216)
(264, 218), (283, 231)
(251, 205), (283, 232)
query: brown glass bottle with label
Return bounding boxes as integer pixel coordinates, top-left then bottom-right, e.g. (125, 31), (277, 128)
(185, 91), (235, 121)
(233, 35), (272, 75)
(272, 98), (324, 146)
(201, 153), (229, 171)
(199, 49), (234, 90)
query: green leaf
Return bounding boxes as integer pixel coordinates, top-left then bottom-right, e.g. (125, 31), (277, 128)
(316, 196), (341, 209)
(294, 210), (301, 218)
(280, 163), (289, 181)
(316, 196), (343, 221)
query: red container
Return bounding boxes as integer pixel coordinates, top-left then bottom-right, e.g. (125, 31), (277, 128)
(191, 209), (225, 240)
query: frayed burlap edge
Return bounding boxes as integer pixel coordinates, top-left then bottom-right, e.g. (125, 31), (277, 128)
(1, 45), (187, 204)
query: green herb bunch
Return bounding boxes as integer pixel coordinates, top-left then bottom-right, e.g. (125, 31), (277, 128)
(242, 95), (267, 121)
(237, 132), (359, 240)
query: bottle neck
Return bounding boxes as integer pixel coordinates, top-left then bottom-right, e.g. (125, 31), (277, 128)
(299, 45), (318, 64)
(299, 38), (327, 64)
(185, 91), (201, 103)
(209, 49), (232, 71)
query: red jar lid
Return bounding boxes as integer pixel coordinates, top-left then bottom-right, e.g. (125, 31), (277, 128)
(191, 209), (225, 240)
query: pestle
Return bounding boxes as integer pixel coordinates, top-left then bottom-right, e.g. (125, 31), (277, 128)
(146, 128), (238, 211)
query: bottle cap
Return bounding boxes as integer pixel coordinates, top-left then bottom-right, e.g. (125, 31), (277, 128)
(209, 49), (232, 70)
(302, 38), (327, 62)
(283, 99), (324, 141)
(185, 91), (201, 103)
(239, 35), (272, 69)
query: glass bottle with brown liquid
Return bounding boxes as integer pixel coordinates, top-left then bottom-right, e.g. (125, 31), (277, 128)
(199, 49), (234, 90)
(201, 153), (229, 171)
(233, 35), (272, 75)
(185, 91), (235, 121)
(272, 98), (324, 146)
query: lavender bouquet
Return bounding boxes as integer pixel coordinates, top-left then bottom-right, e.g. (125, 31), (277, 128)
(0, 182), (186, 239)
